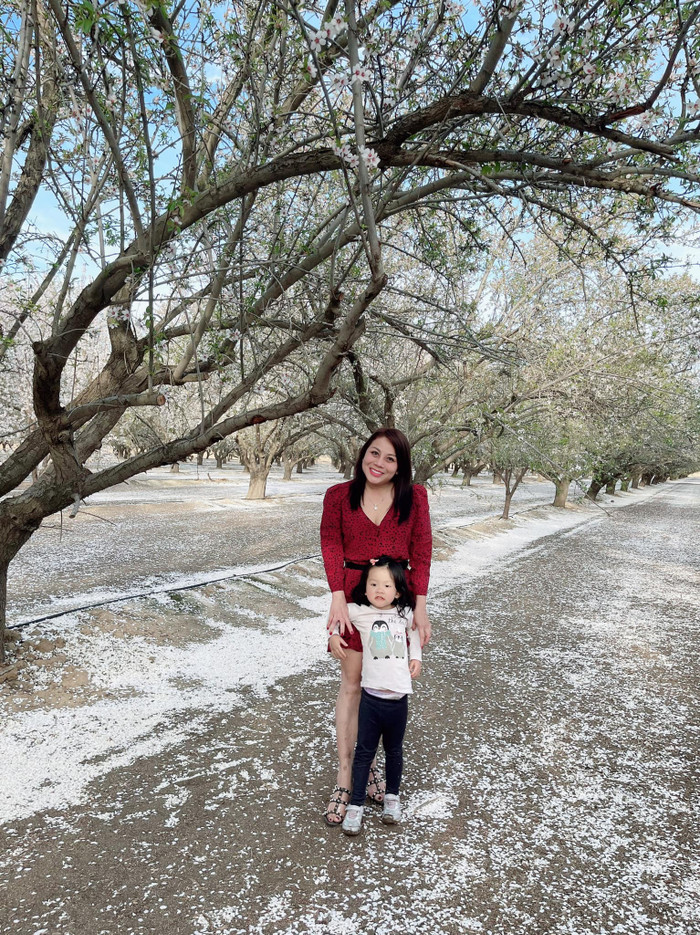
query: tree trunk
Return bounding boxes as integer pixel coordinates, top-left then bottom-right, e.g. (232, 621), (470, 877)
(631, 471), (641, 489)
(343, 461), (353, 479)
(216, 456), (224, 469)
(0, 560), (6, 665)
(246, 466), (271, 499)
(282, 457), (294, 481)
(552, 478), (570, 508)
(605, 479), (616, 495)
(500, 466), (527, 518)
(619, 476), (630, 492)
(587, 478), (604, 501)
(492, 469), (503, 485)
(462, 462), (485, 487)
(0, 517), (44, 661)
(196, 452), (204, 466)
(296, 461), (303, 474)
(501, 491), (513, 520)
(641, 472), (653, 486)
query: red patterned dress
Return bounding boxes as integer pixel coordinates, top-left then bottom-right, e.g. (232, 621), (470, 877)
(320, 481), (433, 652)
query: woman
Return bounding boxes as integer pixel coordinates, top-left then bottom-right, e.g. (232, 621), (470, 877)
(320, 428), (432, 825)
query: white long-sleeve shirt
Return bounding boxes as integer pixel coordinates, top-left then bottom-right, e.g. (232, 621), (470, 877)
(342, 603), (422, 696)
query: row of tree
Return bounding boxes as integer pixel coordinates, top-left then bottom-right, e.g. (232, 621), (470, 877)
(102, 231), (700, 510)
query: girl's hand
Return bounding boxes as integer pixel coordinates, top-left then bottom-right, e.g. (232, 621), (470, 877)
(327, 590), (353, 636)
(412, 598), (432, 647)
(328, 633), (348, 660)
(409, 659), (422, 678)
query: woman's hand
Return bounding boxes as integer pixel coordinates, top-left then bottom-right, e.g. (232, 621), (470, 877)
(409, 659), (422, 678)
(328, 633), (348, 660)
(412, 596), (432, 647)
(327, 590), (353, 636)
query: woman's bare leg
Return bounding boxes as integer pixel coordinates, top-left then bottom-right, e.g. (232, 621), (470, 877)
(326, 649), (384, 823)
(335, 648), (362, 791)
(324, 650), (361, 824)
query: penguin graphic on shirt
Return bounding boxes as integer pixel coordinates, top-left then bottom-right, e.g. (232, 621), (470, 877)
(369, 620), (392, 659)
(391, 629), (406, 659)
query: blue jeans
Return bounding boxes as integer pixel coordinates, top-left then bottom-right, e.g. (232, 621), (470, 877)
(350, 689), (408, 806)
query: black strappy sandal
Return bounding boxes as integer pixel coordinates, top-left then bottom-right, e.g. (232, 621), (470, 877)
(366, 765), (386, 806)
(324, 785), (351, 826)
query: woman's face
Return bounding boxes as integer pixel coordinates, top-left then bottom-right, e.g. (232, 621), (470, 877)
(362, 436), (398, 488)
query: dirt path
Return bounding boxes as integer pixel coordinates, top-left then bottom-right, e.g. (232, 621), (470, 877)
(1, 481), (698, 935)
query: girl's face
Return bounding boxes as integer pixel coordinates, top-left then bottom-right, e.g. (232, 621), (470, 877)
(366, 566), (399, 608)
(362, 436), (398, 488)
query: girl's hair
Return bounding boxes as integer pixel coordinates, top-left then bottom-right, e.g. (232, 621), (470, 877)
(348, 427), (414, 524)
(351, 555), (415, 613)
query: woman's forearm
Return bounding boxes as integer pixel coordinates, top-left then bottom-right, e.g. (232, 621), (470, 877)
(412, 595), (432, 646)
(328, 590), (352, 633)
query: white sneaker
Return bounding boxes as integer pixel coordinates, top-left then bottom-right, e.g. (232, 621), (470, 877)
(381, 793), (401, 824)
(342, 804), (364, 836)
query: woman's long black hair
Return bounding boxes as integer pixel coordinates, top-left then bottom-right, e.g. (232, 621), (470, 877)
(350, 555), (415, 614)
(348, 427), (414, 524)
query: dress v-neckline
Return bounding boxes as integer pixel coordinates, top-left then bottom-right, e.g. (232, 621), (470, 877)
(361, 498), (393, 528)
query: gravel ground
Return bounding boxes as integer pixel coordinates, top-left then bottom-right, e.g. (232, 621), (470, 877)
(1, 477), (697, 935)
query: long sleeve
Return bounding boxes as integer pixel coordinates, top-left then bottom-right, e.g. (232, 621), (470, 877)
(320, 483), (347, 592)
(405, 609), (422, 663)
(408, 485), (432, 595)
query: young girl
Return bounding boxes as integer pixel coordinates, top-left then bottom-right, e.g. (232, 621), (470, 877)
(328, 555), (422, 835)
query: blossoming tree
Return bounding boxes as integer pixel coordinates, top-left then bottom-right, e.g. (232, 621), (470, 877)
(1, 0), (700, 649)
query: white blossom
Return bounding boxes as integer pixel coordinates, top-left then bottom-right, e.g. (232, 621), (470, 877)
(359, 146), (380, 169)
(330, 72), (351, 93)
(308, 30), (326, 52)
(351, 65), (371, 85)
(553, 17), (573, 36)
(327, 14), (347, 37)
(107, 308), (131, 329)
(547, 45), (562, 67)
(339, 144), (359, 168)
(582, 61), (596, 84)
